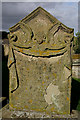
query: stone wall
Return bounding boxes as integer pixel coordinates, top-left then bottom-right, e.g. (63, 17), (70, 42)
(72, 54), (80, 79)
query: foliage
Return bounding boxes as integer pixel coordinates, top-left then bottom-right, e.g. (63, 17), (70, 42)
(76, 31), (80, 39)
(72, 77), (80, 82)
(73, 31), (80, 54)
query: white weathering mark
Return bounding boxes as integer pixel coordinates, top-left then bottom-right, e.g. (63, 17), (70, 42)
(44, 83), (62, 110)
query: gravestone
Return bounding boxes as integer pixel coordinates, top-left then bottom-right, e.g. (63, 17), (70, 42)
(8, 7), (74, 115)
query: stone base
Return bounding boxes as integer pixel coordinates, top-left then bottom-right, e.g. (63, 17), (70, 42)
(0, 104), (79, 119)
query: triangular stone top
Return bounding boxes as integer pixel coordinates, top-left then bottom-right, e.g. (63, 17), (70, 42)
(9, 7), (73, 32)
(8, 7), (74, 57)
(9, 7), (59, 32)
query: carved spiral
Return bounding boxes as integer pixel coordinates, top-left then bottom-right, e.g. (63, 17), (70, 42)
(19, 22), (33, 41)
(8, 33), (17, 43)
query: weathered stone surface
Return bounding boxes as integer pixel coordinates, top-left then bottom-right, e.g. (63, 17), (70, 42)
(1, 104), (79, 119)
(8, 7), (74, 115)
(3, 44), (9, 56)
(72, 55), (80, 78)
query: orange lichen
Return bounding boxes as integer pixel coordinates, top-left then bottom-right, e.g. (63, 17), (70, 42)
(53, 50), (61, 52)
(30, 49), (61, 56)
(42, 42), (47, 45)
(34, 108), (45, 112)
(50, 107), (54, 111)
(28, 99), (32, 103)
(53, 72), (57, 78)
(43, 66), (46, 70)
(16, 97), (18, 100)
(19, 49), (23, 52)
(52, 44), (56, 46)
(72, 54), (80, 59)
(67, 97), (69, 101)
(57, 61), (59, 64)
(25, 105), (28, 108)
(10, 60), (12, 64)
(46, 76), (49, 79)
(10, 103), (14, 108)
(63, 112), (67, 115)
(27, 68), (29, 70)
(42, 81), (44, 84)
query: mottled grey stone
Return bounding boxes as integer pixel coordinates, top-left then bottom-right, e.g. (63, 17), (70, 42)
(8, 7), (74, 115)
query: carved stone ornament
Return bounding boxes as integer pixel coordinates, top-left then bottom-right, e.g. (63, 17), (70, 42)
(8, 7), (74, 115)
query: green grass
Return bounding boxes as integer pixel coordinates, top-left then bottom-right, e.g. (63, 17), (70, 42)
(72, 77), (80, 82)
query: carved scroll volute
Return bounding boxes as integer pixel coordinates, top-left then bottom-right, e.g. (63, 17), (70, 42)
(8, 22), (33, 44)
(8, 33), (18, 45)
(8, 32), (19, 93)
(19, 22), (48, 44)
(47, 23), (73, 47)
(47, 23), (59, 44)
(8, 33), (18, 92)
(19, 22), (33, 42)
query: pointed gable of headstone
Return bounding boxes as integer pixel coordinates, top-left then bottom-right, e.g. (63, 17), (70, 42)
(8, 7), (73, 57)
(8, 7), (74, 116)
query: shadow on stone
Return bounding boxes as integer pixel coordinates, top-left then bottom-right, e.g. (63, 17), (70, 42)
(71, 78), (80, 112)
(2, 45), (9, 108)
